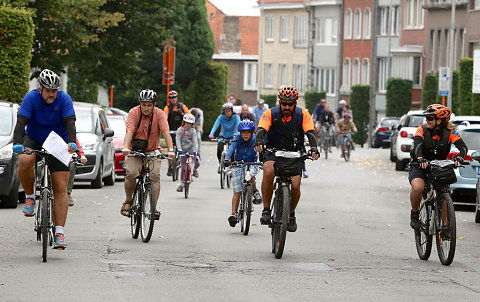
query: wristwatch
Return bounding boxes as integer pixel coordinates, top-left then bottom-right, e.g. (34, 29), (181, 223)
(168, 148), (174, 152)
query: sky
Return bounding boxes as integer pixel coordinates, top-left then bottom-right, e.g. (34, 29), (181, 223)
(209, 0), (260, 16)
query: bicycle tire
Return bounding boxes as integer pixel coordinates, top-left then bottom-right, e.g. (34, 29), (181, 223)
(436, 193), (456, 266)
(226, 169), (232, 188)
(130, 188), (141, 239)
(41, 191), (48, 262)
(273, 186), (290, 259)
(414, 199), (433, 260)
(184, 165), (190, 199)
(324, 139), (329, 159)
(242, 187), (252, 236)
(141, 183), (156, 243)
(239, 190), (245, 233)
(220, 153), (226, 189)
(175, 159), (180, 182)
(344, 142), (351, 162)
(171, 157), (177, 182)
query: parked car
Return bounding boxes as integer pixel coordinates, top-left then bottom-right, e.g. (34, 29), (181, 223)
(0, 101), (21, 208)
(390, 110), (425, 171)
(474, 152), (480, 222)
(74, 102), (116, 188)
(450, 115), (480, 132)
(449, 125), (480, 205)
(107, 114), (127, 176)
(104, 107), (128, 116)
(371, 117), (399, 148)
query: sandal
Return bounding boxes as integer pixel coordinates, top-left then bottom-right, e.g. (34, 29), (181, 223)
(120, 201), (132, 217)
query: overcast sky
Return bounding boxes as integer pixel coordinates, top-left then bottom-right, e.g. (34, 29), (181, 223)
(209, 0), (260, 16)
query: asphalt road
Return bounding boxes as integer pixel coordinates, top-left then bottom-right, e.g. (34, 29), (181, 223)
(1, 143), (480, 301)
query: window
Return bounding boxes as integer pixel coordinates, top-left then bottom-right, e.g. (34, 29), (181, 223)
(266, 17), (274, 42)
(294, 16), (307, 47)
(391, 55), (422, 87)
(352, 58), (360, 85)
(342, 58), (351, 89)
(390, 6), (400, 36)
(405, 0), (424, 29)
(378, 58), (388, 92)
(380, 7), (389, 36)
(278, 64), (287, 88)
(363, 8), (371, 39)
(362, 59), (370, 85)
(264, 63), (273, 88)
(244, 62), (258, 91)
(280, 17), (288, 42)
(315, 18), (338, 45)
(354, 9), (362, 39)
(344, 9), (352, 39)
(314, 68), (336, 96)
(293, 64), (306, 93)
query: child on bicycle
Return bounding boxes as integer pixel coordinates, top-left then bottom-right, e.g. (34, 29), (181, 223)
(224, 120), (262, 227)
(175, 114), (199, 192)
(335, 113), (357, 158)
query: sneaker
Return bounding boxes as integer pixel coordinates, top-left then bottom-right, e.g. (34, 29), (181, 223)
(68, 194), (74, 207)
(288, 215), (297, 232)
(440, 229), (451, 241)
(23, 198), (35, 217)
(176, 185), (183, 192)
(260, 208), (271, 225)
(167, 166), (172, 177)
(410, 210), (421, 230)
(228, 215), (237, 227)
(302, 171), (308, 178)
(53, 233), (67, 250)
(193, 169), (199, 178)
(217, 166), (222, 174)
(340, 152), (345, 158)
(253, 190), (263, 204)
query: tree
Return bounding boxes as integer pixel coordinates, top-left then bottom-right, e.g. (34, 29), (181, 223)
(349, 85), (370, 147)
(458, 58), (473, 115)
(422, 74), (437, 109)
(386, 78), (412, 117)
(304, 91), (326, 113)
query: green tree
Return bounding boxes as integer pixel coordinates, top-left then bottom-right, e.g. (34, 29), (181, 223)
(349, 85), (370, 147)
(458, 58), (473, 115)
(386, 78), (412, 117)
(422, 74), (437, 109)
(260, 94), (277, 108)
(304, 91), (326, 113)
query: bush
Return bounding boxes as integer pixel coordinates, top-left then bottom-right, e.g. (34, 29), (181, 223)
(68, 67), (99, 103)
(304, 91), (326, 113)
(0, 6), (34, 103)
(386, 78), (412, 117)
(458, 58), (473, 115)
(349, 85), (370, 146)
(260, 94), (277, 108)
(472, 94), (480, 115)
(422, 74), (437, 109)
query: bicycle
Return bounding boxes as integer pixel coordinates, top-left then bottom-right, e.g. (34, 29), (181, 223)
(264, 147), (311, 259)
(128, 151), (168, 243)
(211, 137), (234, 189)
(230, 161), (263, 235)
(179, 152), (196, 199)
(341, 132), (354, 162)
(168, 131), (180, 182)
(411, 159), (469, 266)
(319, 123), (332, 159)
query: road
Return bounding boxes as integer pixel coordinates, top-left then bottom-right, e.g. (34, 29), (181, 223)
(1, 143), (480, 301)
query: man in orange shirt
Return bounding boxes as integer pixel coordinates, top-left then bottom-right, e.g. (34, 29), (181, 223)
(121, 89), (175, 219)
(254, 86), (319, 232)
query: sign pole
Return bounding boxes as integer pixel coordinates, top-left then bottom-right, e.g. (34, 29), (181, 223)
(442, 95), (445, 106)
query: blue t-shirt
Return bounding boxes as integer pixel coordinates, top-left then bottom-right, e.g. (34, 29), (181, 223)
(18, 89), (76, 144)
(209, 114), (240, 139)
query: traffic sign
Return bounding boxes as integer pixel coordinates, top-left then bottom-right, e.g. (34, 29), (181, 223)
(438, 67), (450, 96)
(163, 46), (176, 86)
(226, 94), (237, 105)
(473, 50), (480, 94)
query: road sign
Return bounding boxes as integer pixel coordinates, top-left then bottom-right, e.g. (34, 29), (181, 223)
(163, 46), (175, 86)
(226, 94), (237, 105)
(473, 50), (480, 94)
(438, 67), (450, 96)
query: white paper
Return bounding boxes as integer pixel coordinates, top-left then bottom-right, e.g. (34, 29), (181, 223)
(42, 131), (72, 167)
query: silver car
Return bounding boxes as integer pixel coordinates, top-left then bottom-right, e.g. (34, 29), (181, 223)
(73, 102), (115, 188)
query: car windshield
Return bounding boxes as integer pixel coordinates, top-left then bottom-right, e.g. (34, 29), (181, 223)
(381, 119), (399, 127)
(408, 115), (424, 127)
(0, 108), (12, 136)
(461, 130), (480, 150)
(75, 109), (94, 133)
(108, 118), (126, 137)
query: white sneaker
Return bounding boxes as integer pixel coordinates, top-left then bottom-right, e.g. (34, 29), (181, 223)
(176, 185), (183, 192)
(68, 194), (74, 206)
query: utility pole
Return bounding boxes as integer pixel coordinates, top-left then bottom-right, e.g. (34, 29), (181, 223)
(447, 0), (456, 109)
(368, 1), (378, 143)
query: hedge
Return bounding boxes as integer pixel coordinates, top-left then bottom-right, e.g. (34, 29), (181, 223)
(349, 85), (370, 146)
(68, 67), (99, 103)
(386, 78), (412, 117)
(0, 5), (34, 103)
(422, 74), (437, 109)
(304, 91), (326, 113)
(260, 94), (277, 108)
(458, 58), (473, 115)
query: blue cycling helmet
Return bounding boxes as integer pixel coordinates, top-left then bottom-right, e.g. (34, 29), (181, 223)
(238, 119), (255, 131)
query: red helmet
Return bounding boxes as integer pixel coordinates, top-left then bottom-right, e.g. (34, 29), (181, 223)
(344, 113), (352, 120)
(278, 86), (299, 101)
(423, 104), (452, 121)
(168, 90), (178, 98)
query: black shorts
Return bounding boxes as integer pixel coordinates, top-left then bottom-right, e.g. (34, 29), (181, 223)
(23, 135), (70, 173)
(408, 166), (427, 184)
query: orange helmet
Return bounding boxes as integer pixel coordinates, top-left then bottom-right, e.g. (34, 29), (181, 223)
(423, 104), (452, 121)
(278, 86), (299, 101)
(168, 90), (178, 98)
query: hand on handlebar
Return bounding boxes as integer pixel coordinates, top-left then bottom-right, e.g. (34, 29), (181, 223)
(309, 147), (319, 160)
(122, 147), (131, 157)
(254, 142), (264, 153)
(224, 159), (231, 167)
(454, 156), (464, 167)
(80, 155), (88, 164)
(209, 134), (214, 139)
(417, 157), (429, 169)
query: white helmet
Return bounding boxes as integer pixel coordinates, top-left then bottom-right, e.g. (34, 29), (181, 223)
(339, 100), (347, 105)
(183, 113), (195, 124)
(38, 69), (60, 89)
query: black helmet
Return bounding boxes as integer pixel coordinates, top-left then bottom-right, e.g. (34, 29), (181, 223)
(38, 69), (60, 89)
(138, 89), (157, 102)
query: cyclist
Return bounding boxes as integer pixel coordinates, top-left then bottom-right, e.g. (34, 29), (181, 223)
(311, 98), (326, 122)
(67, 137), (88, 206)
(318, 104), (335, 153)
(253, 99), (269, 127)
(254, 86), (319, 232)
(409, 104), (467, 229)
(334, 99), (347, 120)
(208, 103), (241, 173)
(238, 104), (255, 122)
(336, 113), (357, 158)
(175, 114), (200, 192)
(164, 90), (190, 176)
(121, 89), (175, 219)
(190, 107), (204, 156)
(224, 120), (263, 227)
(12, 69), (78, 249)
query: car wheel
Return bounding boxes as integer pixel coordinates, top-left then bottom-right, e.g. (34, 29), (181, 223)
(475, 180), (480, 223)
(0, 177), (19, 208)
(91, 162), (103, 189)
(390, 147), (396, 162)
(103, 164), (115, 186)
(395, 158), (405, 171)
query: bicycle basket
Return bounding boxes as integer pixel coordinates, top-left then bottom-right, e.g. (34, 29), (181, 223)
(428, 160), (456, 185)
(274, 151), (302, 177)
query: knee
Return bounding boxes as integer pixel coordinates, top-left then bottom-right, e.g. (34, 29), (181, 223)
(125, 170), (139, 183)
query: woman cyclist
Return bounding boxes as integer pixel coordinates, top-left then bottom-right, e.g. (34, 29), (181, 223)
(209, 103), (241, 173)
(175, 114), (200, 192)
(409, 104), (468, 229)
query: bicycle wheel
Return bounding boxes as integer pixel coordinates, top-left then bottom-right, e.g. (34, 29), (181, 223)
(324, 139), (329, 159)
(220, 153), (226, 189)
(239, 191), (245, 233)
(436, 193), (456, 266)
(171, 158), (177, 182)
(140, 183), (156, 243)
(272, 186), (290, 259)
(184, 165), (190, 199)
(226, 169), (232, 188)
(242, 187), (252, 236)
(175, 159), (180, 182)
(130, 188), (141, 239)
(414, 199), (433, 260)
(41, 191), (48, 262)
(344, 142), (351, 162)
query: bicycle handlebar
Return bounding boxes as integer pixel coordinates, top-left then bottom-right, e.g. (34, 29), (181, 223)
(410, 159), (470, 168)
(211, 137), (234, 143)
(127, 151), (168, 160)
(230, 161), (263, 168)
(262, 146), (313, 161)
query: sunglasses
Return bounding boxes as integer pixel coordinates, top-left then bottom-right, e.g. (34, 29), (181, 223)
(280, 101), (295, 107)
(425, 115), (436, 121)
(169, 96), (177, 98)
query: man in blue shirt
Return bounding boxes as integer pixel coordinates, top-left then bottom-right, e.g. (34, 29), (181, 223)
(13, 69), (78, 250)
(253, 99), (269, 127)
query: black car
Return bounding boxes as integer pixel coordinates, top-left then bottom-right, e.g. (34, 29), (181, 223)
(371, 117), (399, 148)
(0, 101), (21, 208)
